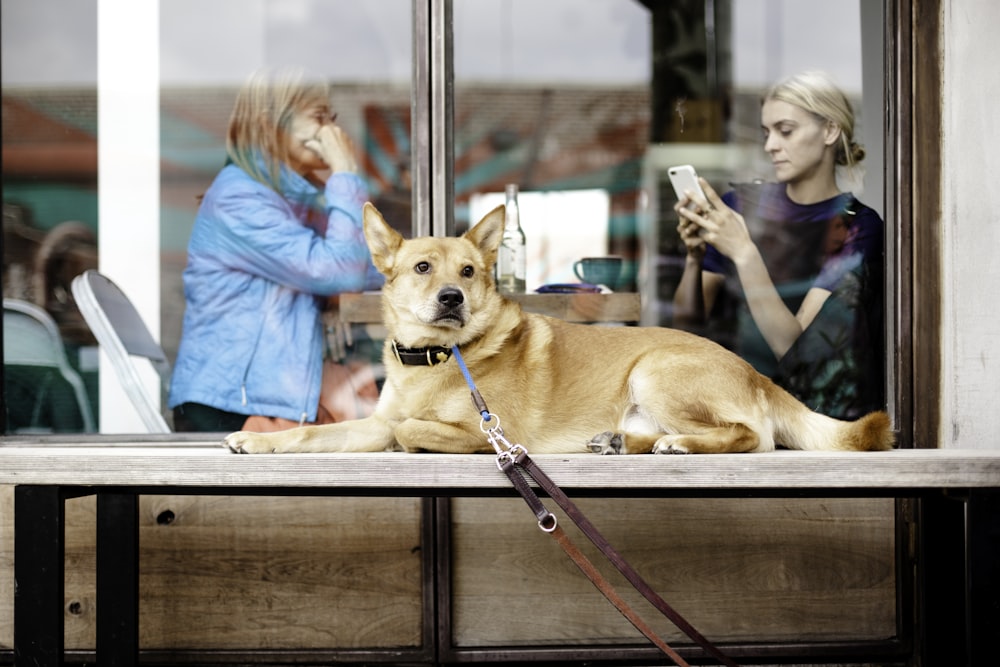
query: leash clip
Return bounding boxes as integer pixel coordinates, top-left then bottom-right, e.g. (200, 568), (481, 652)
(481, 414), (528, 469)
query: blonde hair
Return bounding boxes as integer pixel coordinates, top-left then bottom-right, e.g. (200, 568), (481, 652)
(226, 68), (330, 191)
(765, 70), (865, 167)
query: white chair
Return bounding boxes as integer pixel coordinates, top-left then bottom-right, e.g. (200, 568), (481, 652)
(3, 298), (96, 433)
(71, 270), (171, 433)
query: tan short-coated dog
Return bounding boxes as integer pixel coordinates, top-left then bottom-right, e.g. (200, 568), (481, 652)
(224, 203), (894, 455)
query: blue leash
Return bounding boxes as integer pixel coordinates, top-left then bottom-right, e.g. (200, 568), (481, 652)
(450, 344), (523, 460)
(451, 344), (492, 423)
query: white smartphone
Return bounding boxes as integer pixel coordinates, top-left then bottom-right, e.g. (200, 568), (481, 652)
(667, 164), (706, 208)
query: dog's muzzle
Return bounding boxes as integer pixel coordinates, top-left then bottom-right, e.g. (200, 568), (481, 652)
(434, 287), (467, 324)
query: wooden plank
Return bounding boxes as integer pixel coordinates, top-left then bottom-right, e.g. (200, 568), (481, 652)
(132, 495), (424, 649)
(2, 488), (899, 652)
(1, 446), (999, 490)
(337, 291), (642, 324)
(0, 486), (10, 649)
(0, 491), (425, 651)
(450, 497), (895, 645)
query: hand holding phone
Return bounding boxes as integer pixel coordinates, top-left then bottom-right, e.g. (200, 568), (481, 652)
(668, 165), (707, 209)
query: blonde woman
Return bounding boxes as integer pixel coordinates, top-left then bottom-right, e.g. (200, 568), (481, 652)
(169, 69), (382, 431)
(673, 71), (885, 419)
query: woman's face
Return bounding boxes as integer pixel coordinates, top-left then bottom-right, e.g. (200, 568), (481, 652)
(283, 102), (334, 175)
(761, 98), (838, 185)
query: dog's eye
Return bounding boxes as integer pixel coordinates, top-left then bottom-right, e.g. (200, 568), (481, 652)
(415, 261), (431, 274)
(461, 265), (474, 278)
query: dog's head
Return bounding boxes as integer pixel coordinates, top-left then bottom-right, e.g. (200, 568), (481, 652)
(363, 202), (507, 348)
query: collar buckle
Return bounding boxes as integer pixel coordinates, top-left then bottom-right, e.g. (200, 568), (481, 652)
(392, 341), (453, 366)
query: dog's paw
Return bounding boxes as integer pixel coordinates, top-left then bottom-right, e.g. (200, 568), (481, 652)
(652, 437), (690, 455)
(224, 431), (275, 455)
(587, 431), (623, 455)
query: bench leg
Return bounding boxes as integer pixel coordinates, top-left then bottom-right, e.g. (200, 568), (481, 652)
(97, 491), (140, 665)
(920, 489), (1000, 667)
(14, 485), (66, 667)
(967, 489), (1000, 667)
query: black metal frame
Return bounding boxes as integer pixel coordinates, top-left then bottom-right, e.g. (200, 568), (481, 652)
(9, 484), (998, 667)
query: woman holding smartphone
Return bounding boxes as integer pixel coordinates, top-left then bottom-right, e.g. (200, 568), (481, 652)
(672, 70), (885, 419)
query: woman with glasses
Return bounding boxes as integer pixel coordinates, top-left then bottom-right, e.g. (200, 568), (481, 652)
(169, 68), (382, 432)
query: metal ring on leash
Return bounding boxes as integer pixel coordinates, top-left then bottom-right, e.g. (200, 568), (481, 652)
(479, 413), (499, 433)
(537, 512), (558, 533)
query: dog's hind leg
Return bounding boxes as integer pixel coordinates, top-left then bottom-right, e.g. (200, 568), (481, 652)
(588, 431), (626, 455)
(586, 405), (666, 454)
(589, 421), (767, 455)
(651, 423), (764, 454)
(587, 424), (760, 455)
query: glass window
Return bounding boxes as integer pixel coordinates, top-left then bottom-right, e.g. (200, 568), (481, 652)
(3, 0), (887, 431)
(454, 0), (886, 421)
(455, 0), (650, 290)
(2, 0), (411, 433)
(2, 0), (99, 433)
(158, 0), (411, 433)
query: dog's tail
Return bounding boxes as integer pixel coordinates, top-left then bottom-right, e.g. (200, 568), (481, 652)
(769, 385), (895, 452)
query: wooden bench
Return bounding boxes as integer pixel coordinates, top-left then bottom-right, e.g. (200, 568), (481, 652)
(2, 442), (999, 665)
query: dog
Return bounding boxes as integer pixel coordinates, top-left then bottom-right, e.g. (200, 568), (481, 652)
(224, 203), (894, 455)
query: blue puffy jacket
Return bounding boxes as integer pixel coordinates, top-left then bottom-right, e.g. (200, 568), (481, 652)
(167, 161), (383, 423)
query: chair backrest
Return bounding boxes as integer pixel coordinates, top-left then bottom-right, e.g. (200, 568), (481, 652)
(71, 270), (171, 433)
(3, 298), (96, 432)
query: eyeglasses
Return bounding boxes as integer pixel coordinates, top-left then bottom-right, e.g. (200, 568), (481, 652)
(309, 108), (338, 125)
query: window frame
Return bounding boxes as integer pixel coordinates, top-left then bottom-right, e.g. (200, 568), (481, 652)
(891, 0), (941, 450)
(2, 0), (920, 439)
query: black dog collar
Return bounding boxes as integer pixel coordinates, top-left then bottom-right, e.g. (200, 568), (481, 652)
(391, 341), (453, 366)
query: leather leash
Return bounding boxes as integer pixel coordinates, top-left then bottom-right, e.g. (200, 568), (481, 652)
(498, 450), (694, 666)
(451, 346), (739, 667)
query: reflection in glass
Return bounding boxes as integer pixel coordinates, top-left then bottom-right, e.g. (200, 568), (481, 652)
(453, 0), (882, 416)
(2, 0), (884, 427)
(159, 0), (411, 431)
(454, 0), (650, 291)
(2, 0), (99, 433)
(674, 115), (886, 419)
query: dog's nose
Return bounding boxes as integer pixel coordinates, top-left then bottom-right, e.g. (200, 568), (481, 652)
(438, 287), (464, 309)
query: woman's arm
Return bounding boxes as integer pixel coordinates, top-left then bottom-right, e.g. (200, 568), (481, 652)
(200, 169), (375, 295)
(672, 196), (724, 326)
(676, 177), (829, 360)
(729, 244), (830, 358)
(671, 209), (707, 325)
(323, 173), (384, 291)
(672, 255), (726, 327)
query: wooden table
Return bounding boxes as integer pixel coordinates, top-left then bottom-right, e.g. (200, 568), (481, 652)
(334, 291), (642, 324)
(2, 442), (999, 665)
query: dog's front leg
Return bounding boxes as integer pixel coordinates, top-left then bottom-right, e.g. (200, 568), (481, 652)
(393, 419), (491, 454)
(225, 417), (396, 454)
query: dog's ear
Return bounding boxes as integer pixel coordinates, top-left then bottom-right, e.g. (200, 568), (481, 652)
(363, 202), (404, 275)
(464, 204), (505, 269)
